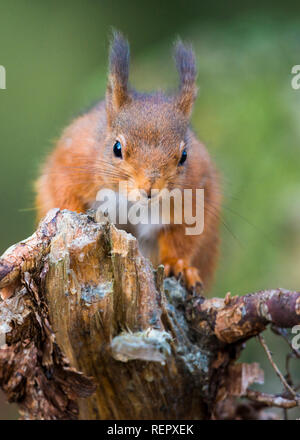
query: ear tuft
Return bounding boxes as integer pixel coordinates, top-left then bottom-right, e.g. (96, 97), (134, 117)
(106, 30), (130, 124)
(174, 40), (197, 117)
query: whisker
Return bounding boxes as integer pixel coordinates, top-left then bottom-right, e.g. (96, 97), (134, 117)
(206, 197), (274, 246)
(18, 207), (37, 212)
(59, 165), (129, 178)
(205, 202), (243, 248)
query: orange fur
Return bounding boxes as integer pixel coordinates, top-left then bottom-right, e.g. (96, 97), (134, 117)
(35, 32), (221, 293)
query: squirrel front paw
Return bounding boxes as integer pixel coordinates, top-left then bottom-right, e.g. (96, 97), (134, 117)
(162, 258), (203, 293)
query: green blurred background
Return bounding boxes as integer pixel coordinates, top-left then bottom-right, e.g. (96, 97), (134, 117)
(0, 0), (300, 419)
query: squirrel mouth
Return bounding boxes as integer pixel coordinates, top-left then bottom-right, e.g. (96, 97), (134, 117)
(139, 191), (161, 206)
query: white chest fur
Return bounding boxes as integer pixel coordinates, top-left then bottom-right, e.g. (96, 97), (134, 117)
(91, 191), (164, 259)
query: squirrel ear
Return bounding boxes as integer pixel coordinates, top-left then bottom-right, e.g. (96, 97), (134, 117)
(173, 40), (197, 118)
(106, 30), (130, 125)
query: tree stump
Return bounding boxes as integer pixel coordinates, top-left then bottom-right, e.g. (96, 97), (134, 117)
(0, 209), (299, 419)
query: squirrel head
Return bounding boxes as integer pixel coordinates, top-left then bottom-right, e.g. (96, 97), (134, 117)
(104, 31), (198, 198)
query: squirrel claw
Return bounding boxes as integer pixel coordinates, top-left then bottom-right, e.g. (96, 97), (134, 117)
(185, 267), (204, 294)
(191, 280), (204, 296)
(162, 259), (204, 294)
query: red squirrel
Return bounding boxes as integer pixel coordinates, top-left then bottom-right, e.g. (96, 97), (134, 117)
(35, 32), (221, 292)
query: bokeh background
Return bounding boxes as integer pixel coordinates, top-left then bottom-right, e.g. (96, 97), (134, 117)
(0, 0), (300, 419)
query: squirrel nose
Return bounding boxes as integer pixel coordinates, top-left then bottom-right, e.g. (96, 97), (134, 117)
(141, 182), (152, 199)
(146, 189), (152, 199)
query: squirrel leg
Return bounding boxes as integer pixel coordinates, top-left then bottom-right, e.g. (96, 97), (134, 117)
(158, 226), (203, 293)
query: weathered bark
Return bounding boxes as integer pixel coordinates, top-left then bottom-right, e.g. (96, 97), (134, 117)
(0, 209), (299, 419)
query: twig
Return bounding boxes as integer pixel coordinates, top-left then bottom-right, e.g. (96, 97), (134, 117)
(246, 390), (300, 409)
(271, 326), (300, 398)
(192, 289), (300, 344)
(271, 325), (300, 359)
(286, 352), (296, 388)
(257, 334), (297, 398)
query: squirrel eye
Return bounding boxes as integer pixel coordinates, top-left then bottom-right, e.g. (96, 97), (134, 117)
(179, 149), (187, 165)
(113, 140), (122, 158)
